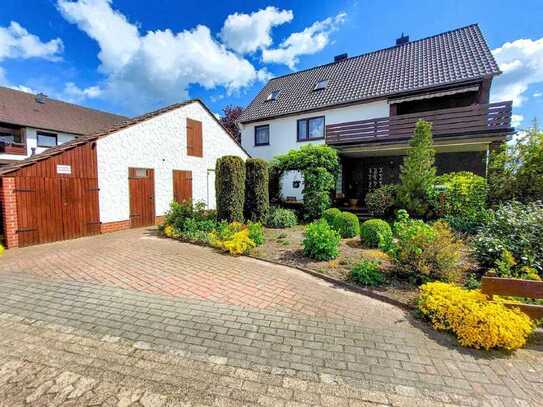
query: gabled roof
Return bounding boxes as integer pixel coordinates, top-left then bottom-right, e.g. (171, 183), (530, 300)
(239, 24), (501, 124)
(0, 86), (127, 134)
(0, 99), (249, 176)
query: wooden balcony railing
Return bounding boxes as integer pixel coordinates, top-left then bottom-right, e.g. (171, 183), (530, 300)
(0, 141), (26, 155)
(326, 101), (513, 145)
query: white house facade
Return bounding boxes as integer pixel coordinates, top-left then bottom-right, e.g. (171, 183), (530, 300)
(240, 101), (389, 200)
(238, 25), (514, 206)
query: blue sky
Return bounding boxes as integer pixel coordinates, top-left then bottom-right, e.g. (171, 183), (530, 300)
(1, 0), (542, 129)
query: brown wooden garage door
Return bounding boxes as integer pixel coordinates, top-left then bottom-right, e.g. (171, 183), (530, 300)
(129, 168), (155, 228)
(173, 170), (192, 203)
(15, 177), (100, 247)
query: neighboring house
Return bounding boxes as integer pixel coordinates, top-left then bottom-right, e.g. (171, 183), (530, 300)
(0, 86), (127, 165)
(239, 25), (514, 204)
(0, 99), (248, 248)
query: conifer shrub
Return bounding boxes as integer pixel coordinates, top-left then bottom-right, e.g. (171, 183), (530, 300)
(216, 156), (245, 222)
(244, 158), (269, 223)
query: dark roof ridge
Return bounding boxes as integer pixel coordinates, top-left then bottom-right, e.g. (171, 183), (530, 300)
(266, 24), (483, 83)
(0, 85), (126, 119)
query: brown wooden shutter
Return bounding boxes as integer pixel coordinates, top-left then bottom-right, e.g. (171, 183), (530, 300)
(186, 118), (203, 157)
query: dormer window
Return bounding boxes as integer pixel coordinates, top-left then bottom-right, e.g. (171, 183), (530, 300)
(266, 90), (280, 102)
(313, 80), (328, 91)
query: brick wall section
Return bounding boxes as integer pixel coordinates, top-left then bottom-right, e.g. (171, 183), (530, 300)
(1, 178), (18, 248)
(100, 220), (130, 234)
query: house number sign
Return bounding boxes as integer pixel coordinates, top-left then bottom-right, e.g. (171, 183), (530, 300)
(57, 164), (72, 175)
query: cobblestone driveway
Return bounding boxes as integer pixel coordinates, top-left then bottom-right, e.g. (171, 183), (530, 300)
(0, 228), (541, 406)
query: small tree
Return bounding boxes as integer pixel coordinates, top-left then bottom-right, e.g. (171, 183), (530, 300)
(244, 158), (269, 222)
(219, 105), (243, 143)
(271, 144), (339, 220)
(216, 156), (245, 222)
(397, 120), (436, 217)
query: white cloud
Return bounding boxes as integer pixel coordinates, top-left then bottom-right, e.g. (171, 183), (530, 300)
(220, 7), (293, 54)
(0, 21), (63, 61)
(57, 0), (270, 113)
(491, 37), (543, 107)
(511, 114), (524, 128)
(63, 82), (102, 101)
(533, 91), (542, 97)
(262, 12), (346, 69)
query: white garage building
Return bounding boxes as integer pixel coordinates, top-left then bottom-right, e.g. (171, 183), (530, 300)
(0, 99), (248, 248)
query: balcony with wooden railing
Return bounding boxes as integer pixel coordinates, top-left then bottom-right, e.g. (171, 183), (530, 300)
(0, 127), (26, 155)
(326, 101), (513, 146)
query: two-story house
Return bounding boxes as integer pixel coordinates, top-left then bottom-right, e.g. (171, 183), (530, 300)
(0, 86), (126, 166)
(238, 25), (514, 207)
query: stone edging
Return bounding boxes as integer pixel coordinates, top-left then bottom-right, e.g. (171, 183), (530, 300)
(246, 254), (415, 312)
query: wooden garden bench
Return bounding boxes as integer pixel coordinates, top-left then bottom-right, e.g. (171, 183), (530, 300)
(481, 272), (543, 320)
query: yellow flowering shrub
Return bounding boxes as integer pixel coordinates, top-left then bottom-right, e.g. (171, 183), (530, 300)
(209, 223), (256, 256)
(418, 282), (534, 351)
(0, 243), (4, 256)
(163, 224), (176, 238)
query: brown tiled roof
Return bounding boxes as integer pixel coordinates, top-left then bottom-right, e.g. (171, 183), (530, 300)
(239, 24), (501, 123)
(0, 99), (249, 176)
(0, 86), (127, 134)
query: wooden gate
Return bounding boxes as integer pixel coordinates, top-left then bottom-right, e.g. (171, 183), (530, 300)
(15, 177), (100, 247)
(129, 168), (155, 228)
(173, 170), (192, 203)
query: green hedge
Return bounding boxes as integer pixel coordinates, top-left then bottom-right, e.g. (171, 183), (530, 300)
(244, 158), (269, 223)
(216, 156), (245, 222)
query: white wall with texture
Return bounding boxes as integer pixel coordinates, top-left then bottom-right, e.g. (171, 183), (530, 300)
(96, 101), (247, 223)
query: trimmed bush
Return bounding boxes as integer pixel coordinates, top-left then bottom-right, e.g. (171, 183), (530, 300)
(323, 208), (360, 238)
(323, 208), (342, 227)
(303, 219), (340, 261)
(216, 156), (245, 222)
(360, 219), (392, 248)
(244, 158), (269, 222)
(418, 282), (534, 350)
(336, 212), (360, 238)
(351, 260), (384, 286)
(266, 207), (297, 228)
(365, 184), (397, 217)
(163, 200), (218, 243)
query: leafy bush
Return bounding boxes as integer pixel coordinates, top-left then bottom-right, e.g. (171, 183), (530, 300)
(396, 120), (436, 217)
(0, 243), (4, 255)
(428, 172), (489, 233)
(303, 219), (340, 261)
(350, 260), (384, 286)
(266, 207), (297, 228)
(209, 222), (256, 255)
(247, 222), (264, 246)
(418, 282), (534, 350)
(365, 184), (397, 217)
(323, 208), (342, 227)
(472, 201), (543, 276)
(360, 219), (392, 248)
(216, 156), (245, 222)
(244, 158), (269, 222)
(488, 127), (543, 204)
(163, 200), (218, 243)
(388, 211), (466, 282)
(336, 212), (360, 238)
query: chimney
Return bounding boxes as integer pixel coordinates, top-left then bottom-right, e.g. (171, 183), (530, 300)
(35, 92), (48, 104)
(334, 53), (348, 63)
(396, 33), (409, 46)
